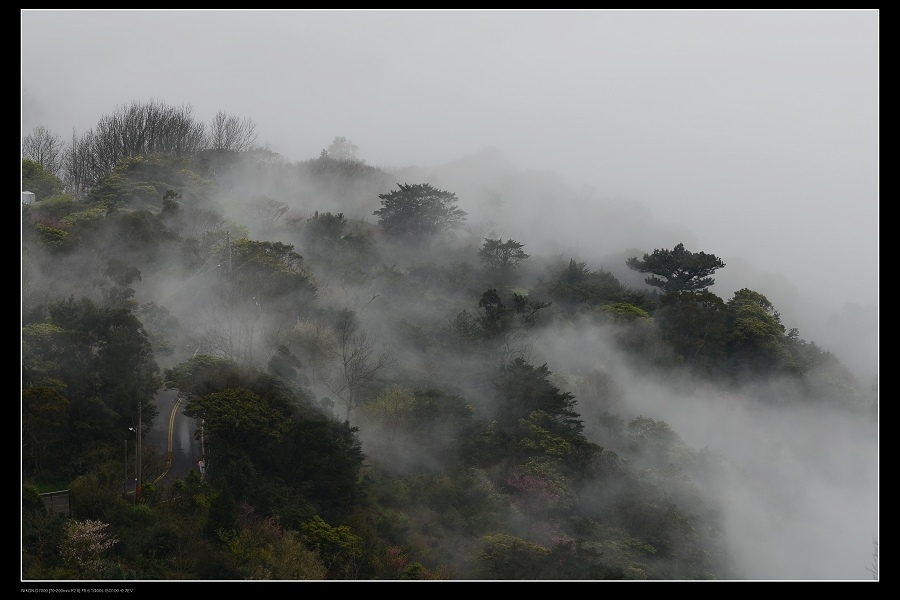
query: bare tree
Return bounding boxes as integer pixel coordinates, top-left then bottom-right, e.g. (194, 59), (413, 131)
(63, 129), (98, 199)
(287, 317), (337, 392)
(89, 100), (207, 184)
(866, 537), (878, 580)
(325, 310), (394, 421)
(22, 125), (65, 176)
(181, 206), (227, 240)
(193, 284), (265, 367)
(246, 196), (289, 235)
(208, 110), (258, 152)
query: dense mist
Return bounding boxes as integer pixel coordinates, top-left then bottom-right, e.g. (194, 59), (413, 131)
(21, 10), (878, 314)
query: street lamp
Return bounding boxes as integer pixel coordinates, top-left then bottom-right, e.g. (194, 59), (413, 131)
(128, 427), (137, 503)
(133, 400), (143, 504)
(124, 434), (129, 497)
(128, 420), (142, 505)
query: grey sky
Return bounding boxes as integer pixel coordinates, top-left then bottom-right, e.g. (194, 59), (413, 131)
(21, 9), (878, 315)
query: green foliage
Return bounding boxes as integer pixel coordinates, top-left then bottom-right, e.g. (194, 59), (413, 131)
(467, 359), (601, 475)
(26, 204), (106, 253)
(478, 238), (529, 287)
(301, 515), (364, 579)
(268, 530), (329, 579)
(24, 298), (161, 458)
(23, 194), (81, 251)
(541, 259), (642, 313)
(622, 416), (696, 470)
(382, 546), (454, 579)
(183, 387), (293, 463)
(230, 238), (317, 307)
(364, 387), (477, 474)
(305, 210), (347, 243)
(222, 523), (327, 580)
(626, 243), (725, 293)
(474, 530), (627, 579)
(300, 212), (378, 276)
(207, 486), (238, 538)
(69, 461), (132, 520)
(594, 302), (651, 323)
(22, 387), (71, 477)
(23, 484), (45, 514)
(165, 354), (242, 397)
(166, 355), (366, 524)
(512, 292), (553, 327)
(444, 309), (482, 348)
(514, 410), (591, 466)
(478, 288), (516, 337)
(279, 419), (365, 519)
(223, 457), (258, 502)
(725, 288), (798, 378)
(362, 385), (417, 439)
(539, 539), (627, 579)
(100, 258), (143, 310)
(373, 183), (467, 240)
(21, 323), (67, 388)
(26, 193), (78, 221)
(87, 153), (212, 212)
(506, 457), (576, 516)
(413, 388), (475, 424)
(492, 359), (585, 440)
(446, 289), (552, 345)
(625, 416), (681, 452)
(32, 224), (69, 250)
(23, 159), (65, 201)
(104, 209), (176, 266)
(479, 238), (529, 270)
(23, 493), (68, 576)
(655, 290), (729, 374)
(472, 533), (550, 579)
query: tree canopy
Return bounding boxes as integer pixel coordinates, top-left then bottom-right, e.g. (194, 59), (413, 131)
(325, 136), (360, 161)
(22, 159), (65, 201)
(626, 243), (725, 293)
(725, 288), (798, 377)
(182, 387), (293, 460)
(478, 238), (529, 287)
(373, 183), (467, 240)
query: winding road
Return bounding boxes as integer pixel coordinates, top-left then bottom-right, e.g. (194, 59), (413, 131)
(145, 389), (203, 488)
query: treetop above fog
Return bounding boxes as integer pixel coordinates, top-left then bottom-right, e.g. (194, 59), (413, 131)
(373, 183), (467, 240)
(626, 243), (725, 294)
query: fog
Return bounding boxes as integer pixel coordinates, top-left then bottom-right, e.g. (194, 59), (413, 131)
(526, 322), (877, 579)
(21, 9), (878, 380)
(21, 9), (878, 580)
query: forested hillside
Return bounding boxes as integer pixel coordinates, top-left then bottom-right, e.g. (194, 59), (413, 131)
(22, 103), (877, 580)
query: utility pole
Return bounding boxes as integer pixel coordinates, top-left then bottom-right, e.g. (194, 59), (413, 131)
(226, 230), (232, 276)
(135, 401), (142, 505)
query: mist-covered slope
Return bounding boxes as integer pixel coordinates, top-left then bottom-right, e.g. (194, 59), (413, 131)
(22, 131), (877, 580)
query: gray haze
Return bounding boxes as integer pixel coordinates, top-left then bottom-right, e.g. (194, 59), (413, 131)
(21, 9), (878, 580)
(21, 10), (877, 308)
